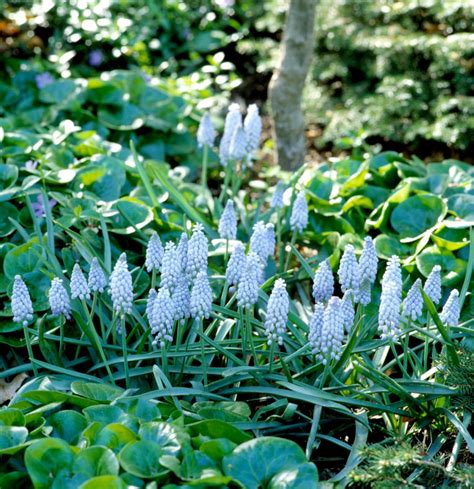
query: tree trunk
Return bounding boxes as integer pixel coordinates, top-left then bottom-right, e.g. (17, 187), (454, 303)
(269, 0), (317, 170)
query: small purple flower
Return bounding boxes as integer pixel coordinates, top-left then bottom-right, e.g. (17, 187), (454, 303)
(25, 160), (38, 171)
(35, 72), (54, 89)
(88, 49), (104, 67)
(31, 194), (57, 218)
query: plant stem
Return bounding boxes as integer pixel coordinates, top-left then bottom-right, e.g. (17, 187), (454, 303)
(246, 306), (257, 365)
(121, 316), (130, 388)
(201, 144), (209, 190)
(219, 168), (232, 205)
(199, 318), (208, 386)
(284, 232), (298, 271)
(23, 324), (38, 376)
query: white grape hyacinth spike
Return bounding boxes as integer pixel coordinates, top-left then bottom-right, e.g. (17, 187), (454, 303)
(439, 289), (460, 327)
(237, 252), (261, 309)
(49, 278), (72, 320)
(219, 200), (237, 240)
(197, 111), (216, 148)
(219, 103), (242, 167)
(70, 263), (90, 300)
(338, 244), (360, 294)
(190, 271), (213, 320)
(145, 232), (164, 273)
(11, 275), (33, 326)
(312, 259), (334, 303)
(402, 278), (423, 321)
(226, 241), (246, 287)
(359, 236), (378, 284)
(109, 253), (133, 316)
(290, 191), (308, 233)
(88, 258), (107, 293)
(187, 223), (208, 280)
(150, 287), (175, 347)
(424, 265), (442, 304)
(264, 278), (289, 346)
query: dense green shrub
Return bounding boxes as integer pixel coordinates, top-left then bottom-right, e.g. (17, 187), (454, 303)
(309, 0), (474, 154)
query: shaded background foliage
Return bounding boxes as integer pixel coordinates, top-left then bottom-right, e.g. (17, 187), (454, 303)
(2, 0), (472, 161)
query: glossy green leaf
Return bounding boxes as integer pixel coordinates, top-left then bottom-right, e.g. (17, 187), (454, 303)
(119, 440), (168, 478)
(73, 446), (120, 478)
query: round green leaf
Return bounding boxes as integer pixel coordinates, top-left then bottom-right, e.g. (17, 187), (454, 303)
(79, 475), (126, 489)
(94, 424), (138, 453)
(49, 410), (88, 445)
(0, 164), (18, 190)
(138, 422), (181, 456)
(0, 408), (25, 427)
(71, 381), (124, 401)
(83, 405), (124, 425)
(447, 193), (474, 222)
(390, 194), (447, 237)
(374, 235), (412, 260)
(269, 463), (319, 489)
(24, 438), (75, 489)
(0, 202), (19, 237)
(416, 245), (466, 286)
(109, 197), (153, 234)
(432, 226), (469, 251)
(3, 238), (43, 279)
(0, 426), (28, 450)
(223, 437), (310, 489)
(119, 440), (168, 478)
(73, 446), (119, 478)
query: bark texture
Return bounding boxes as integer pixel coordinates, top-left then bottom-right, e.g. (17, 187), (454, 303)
(269, 0), (317, 170)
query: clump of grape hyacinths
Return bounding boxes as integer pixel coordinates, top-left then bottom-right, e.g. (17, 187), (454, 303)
(219, 103), (242, 167)
(161, 242), (181, 291)
(109, 253), (133, 316)
(270, 181), (285, 210)
(319, 297), (344, 364)
(219, 200), (237, 240)
(341, 290), (355, 333)
(264, 279), (289, 346)
(190, 271), (213, 320)
(88, 258), (107, 293)
(197, 112), (216, 148)
(312, 259), (334, 303)
(440, 289), (460, 327)
(338, 245), (360, 293)
(378, 281), (402, 339)
(150, 287), (175, 347)
(237, 252), (262, 309)
(424, 265), (442, 304)
(187, 223), (208, 279)
(145, 232), (164, 273)
(71, 264), (90, 300)
(402, 279), (423, 321)
(308, 303), (325, 355)
(226, 242), (246, 287)
(172, 276), (191, 323)
(11, 276), (33, 326)
(49, 278), (72, 320)
(290, 191), (308, 233)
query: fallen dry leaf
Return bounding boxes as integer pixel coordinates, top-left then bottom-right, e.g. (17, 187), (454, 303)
(0, 373), (28, 404)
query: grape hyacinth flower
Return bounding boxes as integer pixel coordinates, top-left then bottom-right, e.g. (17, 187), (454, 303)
(146, 289), (157, 322)
(197, 112), (216, 148)
(402, 279), (423, 321)
(219, 103), (242, 167)
(187, 223), (208, 279)
(308, 303), (325, 355)
(264, 279), (289, 346)
(440, 289), (460, 327)
(11, 275), (33, 326)
(244, 103), (262, 165)
(270, 181), (286, 210)
(266, 224), (276, 258)
(229, 124), (248, 162)
(341, 290), (355, 333)
(190, 271), (213, 320)
(355, 278), (371, 306)
(338, 245), (360, 293)
(35, 72), (54, 89)
(320, 297), (344, 364)
(382, 256), (402, 294)
(88, 258), (107, 293)
(359, 237), (378, 284)
(145, 232), (164, 273)
(226, 241), (246, 287)
(290, 191), (308, 233)
(219, 200), (237, 240)
(25, 159), (38, 171)
(71, 263), (90, 300)
(150, 287), (175, 347)
(424, 265), (442, 304)
(109, 253), (133, 316)
(378, 281), (402, 339)
(172, 275), (191, 324)
(177, 232), (188, 272)
(250, 221), (273, 262)
(161, 242), (181, 291)
(49, 278), (71, 319)
(237, 252), (262, 309)
(312, 259), (334, 303)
